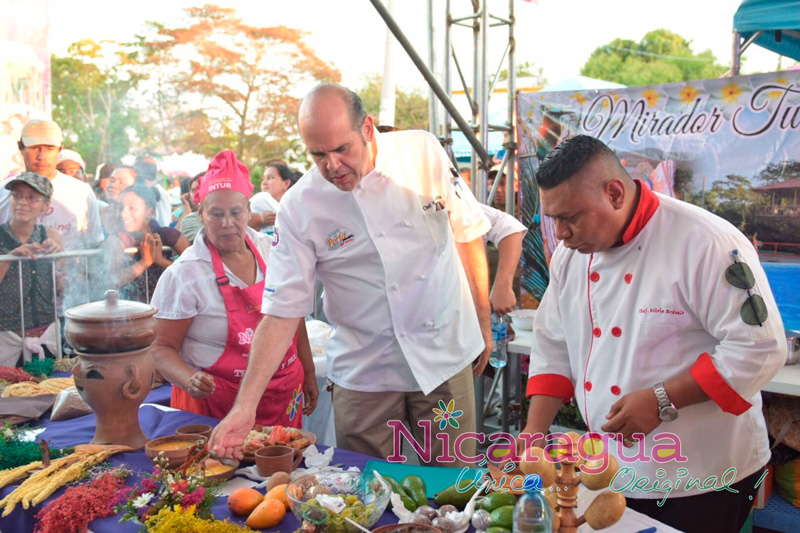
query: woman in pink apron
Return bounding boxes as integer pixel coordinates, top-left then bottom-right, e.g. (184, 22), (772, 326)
(149, 150), (317, 428)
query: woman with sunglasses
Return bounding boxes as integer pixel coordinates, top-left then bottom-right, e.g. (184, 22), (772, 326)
(0, 173), (62, 365)
(149, 150), (317, 427)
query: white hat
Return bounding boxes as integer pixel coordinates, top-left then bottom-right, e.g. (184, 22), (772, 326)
(58, 149), (85, 169)
(20, 119), (63, 147)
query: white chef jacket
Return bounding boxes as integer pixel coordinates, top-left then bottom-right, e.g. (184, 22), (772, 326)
(0, 171), (103, 249)
(263, 129), (491, 394)
(481, 203), (527, 244)
(528, 183), (785, 499)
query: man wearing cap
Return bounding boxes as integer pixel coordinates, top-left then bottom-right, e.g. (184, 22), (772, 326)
(0, 119), (103, 251)
(149, 150), (317, 426)
(210, 84), (493, 466)
(0, 173), (63, 365)
(56, 149), (86, 182)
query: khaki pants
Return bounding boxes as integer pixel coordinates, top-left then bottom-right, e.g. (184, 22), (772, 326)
(333, 365), (476, 467)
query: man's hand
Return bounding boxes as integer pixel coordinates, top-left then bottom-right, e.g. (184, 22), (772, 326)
(490, 286), (517, 316)
(208, 406), (256, 460)
(600, 387), (661, 443)
(473, 333), (493, 376)
(186, 370), (215, 399)
(303, 372), (319, 416)
(516, 425), (547, 457)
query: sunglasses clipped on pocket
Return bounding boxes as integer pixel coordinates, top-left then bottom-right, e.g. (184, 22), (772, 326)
(725, 250), (768, 327)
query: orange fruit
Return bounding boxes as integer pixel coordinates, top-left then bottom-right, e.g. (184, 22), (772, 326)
(246, 497), (286, 529)
(265, 484), (290, 510)
(227, 487), (264, 516)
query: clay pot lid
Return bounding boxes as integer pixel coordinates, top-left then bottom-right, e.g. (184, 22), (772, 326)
(65, 289), (156, 322)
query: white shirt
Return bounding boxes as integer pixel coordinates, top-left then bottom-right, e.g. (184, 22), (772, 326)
(528, 188), (785, 498)
(481, 204), (527, 244)
(0, 171), (103, 249)
(151, 227), (270, 370)
(153, 183), (173, 227)
(263, 129), (491, 394)
(249, 191), (280, 234)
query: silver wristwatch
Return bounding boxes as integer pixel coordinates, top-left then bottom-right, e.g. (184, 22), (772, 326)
(654, 382), (678, 422)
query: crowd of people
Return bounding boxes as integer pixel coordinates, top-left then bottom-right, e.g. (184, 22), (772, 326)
(0, 83), (788, 533)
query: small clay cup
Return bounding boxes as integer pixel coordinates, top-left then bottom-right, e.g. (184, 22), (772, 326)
(176, 424), (213, 440)
(255, 445), (302, 477)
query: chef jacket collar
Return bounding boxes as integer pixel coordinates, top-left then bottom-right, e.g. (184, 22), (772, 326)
(618, 179), (660, 246)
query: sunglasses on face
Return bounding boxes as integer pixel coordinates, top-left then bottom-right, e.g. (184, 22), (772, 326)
(725, 250), (767, 327)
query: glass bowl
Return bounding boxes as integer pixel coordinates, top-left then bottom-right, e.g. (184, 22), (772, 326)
(286, 471), (391, 532)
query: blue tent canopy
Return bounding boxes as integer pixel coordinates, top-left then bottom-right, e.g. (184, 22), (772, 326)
(734, 0), (800, 61)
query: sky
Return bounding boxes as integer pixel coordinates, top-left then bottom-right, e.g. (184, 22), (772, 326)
(49, 0), (789, 95)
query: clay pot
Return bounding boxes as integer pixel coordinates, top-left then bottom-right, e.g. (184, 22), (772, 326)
(145, 435), (208, 469)
(67, 290), (158, 449)
(65, 290), (157, 353)
(176, 424), (214, 440)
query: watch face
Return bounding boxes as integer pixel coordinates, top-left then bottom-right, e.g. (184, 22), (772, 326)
(659, 406), (678, 422)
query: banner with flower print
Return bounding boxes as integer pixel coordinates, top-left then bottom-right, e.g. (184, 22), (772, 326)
(515, 71), (800, 303)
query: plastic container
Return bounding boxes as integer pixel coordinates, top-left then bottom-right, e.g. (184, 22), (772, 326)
(513, 474), (552, 533)
(490, 313), (508, 369)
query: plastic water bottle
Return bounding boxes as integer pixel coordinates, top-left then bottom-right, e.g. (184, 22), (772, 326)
(490, 312), (508, 369)
(513, 474), (553, 533)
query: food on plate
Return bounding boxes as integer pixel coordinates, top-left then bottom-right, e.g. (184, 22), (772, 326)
(1, 382), (49, 398)
(37, 377), (75, 394)
(242, 424), (314, 456)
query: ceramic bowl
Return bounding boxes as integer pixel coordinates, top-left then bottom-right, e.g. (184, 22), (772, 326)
(144, 434), (207, 469)
(175, 423), (213, 440)
(509, 308), (537, 330)
(189, 457), (239, 483)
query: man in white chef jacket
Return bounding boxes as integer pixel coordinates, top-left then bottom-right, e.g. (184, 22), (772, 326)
(518, 135), (785, 533)
(210, 84), (493, 465)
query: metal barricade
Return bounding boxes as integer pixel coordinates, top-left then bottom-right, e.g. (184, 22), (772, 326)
(0, 246), (173, 360)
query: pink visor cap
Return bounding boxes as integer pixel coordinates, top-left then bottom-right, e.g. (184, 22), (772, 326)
(194, 150), (254, 205)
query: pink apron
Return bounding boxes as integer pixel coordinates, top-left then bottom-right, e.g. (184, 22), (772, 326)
(171, 235), (305, 427)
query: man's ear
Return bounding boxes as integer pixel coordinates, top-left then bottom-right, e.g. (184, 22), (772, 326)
(363, 115), (375, 142)
(606, 178), (627, 210)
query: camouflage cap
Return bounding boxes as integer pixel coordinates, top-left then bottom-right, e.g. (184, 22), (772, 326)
(4, 172), (54, 199)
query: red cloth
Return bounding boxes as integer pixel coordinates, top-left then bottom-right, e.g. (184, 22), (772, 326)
(194, 150), (254, 205)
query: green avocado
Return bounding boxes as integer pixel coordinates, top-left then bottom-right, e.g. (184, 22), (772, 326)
(433, 479), (478, 510)
(384, 475), (417, 511)
(401, 475), (428, 509)
(489, 505), (515, 530)
(486, 528), (512, 533)
(480, 491), (517, 512)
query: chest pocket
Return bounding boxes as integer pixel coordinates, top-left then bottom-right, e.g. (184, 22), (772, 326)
(634, 316), (684, 369)
(422, 210), (450, 257)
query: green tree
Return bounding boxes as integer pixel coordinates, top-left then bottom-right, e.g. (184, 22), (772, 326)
(51, 39), (145, 173)
(580, 29), (726, 86)
(357, 74), (430, 131)
(136, 4), (340, 166)
(756, 160), (800, 185)
(498, 60), (547, 86)
(707, 174), (760, 230)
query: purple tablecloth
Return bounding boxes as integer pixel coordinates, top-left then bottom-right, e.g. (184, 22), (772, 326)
(0, 405), (411, 532)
